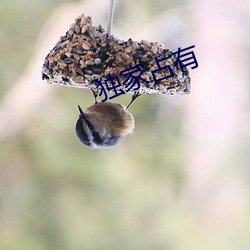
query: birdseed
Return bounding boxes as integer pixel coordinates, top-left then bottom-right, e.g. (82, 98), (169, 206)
(42, 14), (191, 95)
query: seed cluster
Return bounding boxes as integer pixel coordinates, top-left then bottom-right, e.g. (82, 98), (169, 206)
(42, 14), (190, 95)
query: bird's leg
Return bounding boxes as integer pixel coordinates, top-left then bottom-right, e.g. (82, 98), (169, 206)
(126, 92), (141, 110)
(91, 89), (99, 104)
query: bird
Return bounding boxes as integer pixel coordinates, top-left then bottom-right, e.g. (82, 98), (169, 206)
(75, 91), (140, 149)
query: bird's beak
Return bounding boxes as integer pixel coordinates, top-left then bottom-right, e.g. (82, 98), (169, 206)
(77, 105), (86, 119)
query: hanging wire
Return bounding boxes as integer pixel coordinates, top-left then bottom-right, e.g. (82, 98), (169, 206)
(107, 0), (115, 34)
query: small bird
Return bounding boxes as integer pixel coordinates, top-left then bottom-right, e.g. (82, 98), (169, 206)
(75, 92), (139, 149)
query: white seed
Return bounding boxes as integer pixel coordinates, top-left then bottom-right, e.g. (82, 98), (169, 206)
(100, 33), (107, 43)
(81, 25), (88, 34)
(75, 24), (80, 34)
(122, 54), (130, 60)
(82, 43), (90, 50)
(85, 60), (94, 65)
(68, 29), (73, 36)
(118, 39), (124, 45)
(132, 41), (139, 50)
(141, 74), (150, 81)
(92, 74), (101, 79)
(65, 52), (72, 58)
(57, 59), (66, 66)
(159, 44), (165, 49)
(116, 55), (123, 62)
(166, 59), (173, 65)
(151, 45), (158, 54)
(141, 40), (150, 47)
(72, 76), (83, 83)
(84, 74), (92, 80)
(60, 40), (69, 47)
(80, 16), (87, 26)
(72, 53), (80, 60)
(125, 48), (132, 53)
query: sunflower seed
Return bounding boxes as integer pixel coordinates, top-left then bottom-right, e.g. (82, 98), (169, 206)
(82, 43), (90, 50)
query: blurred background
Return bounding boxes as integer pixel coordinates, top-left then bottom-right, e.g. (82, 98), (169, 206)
(1, 0), (250, 249)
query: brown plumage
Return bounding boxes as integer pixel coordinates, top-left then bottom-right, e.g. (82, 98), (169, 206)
(75, 101), (135, 149)
(85, 102), (134, 136)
